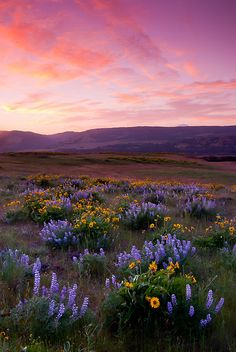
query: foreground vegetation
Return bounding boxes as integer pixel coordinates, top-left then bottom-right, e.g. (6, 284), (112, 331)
(0, 171), (236, 351)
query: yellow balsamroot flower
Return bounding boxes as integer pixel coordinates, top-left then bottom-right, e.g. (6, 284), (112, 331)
(229, 226), (235, 235)
(173, 223), (182, 229)
(6, 200), (21, 207)
(150, 297), (160, 309)
(89, 222), (94, 228)
(124, 281), (133, 289)
(164, 216), (171, 222)
(128, 262), (136, 269)
(145, 296), (151, 302)
(149, 223), (155, 229)
(175, 261), (180, 269)
(136, 259), (141, 264)
(149, 261), (157, 272)
(167, 261), (179, 272)
(112, 217), (120, 223)
(185, 274), (197, 284)
(81, 219), (87, 224)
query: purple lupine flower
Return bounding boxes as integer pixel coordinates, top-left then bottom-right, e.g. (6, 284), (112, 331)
(206, 313), (212, 323)
(206, 290), (213, 309)
(60, 286), (67, 301)
(111, 275), (116, 286)
(20, 253), (30, 267)
(167, 301), (173, 315)
(105, 278), (110, 288)
(32, 258), (41, 274)
(71, 303), (78, 319)
(200, 319), (207, 328)
(50, 272), (59, 294)
(189, 305), (194, 317)
(171, 294), (177, 306)
(80, 297), (89, 317)
(56, 303), (65, 321)
(33, 270), (40, 295)
(68, 284), (77, 308)
(215, 298), (224, 313)
(48, 299), (55, 317)
(186, 284), (191, 301)
(99, 248), (105, 256)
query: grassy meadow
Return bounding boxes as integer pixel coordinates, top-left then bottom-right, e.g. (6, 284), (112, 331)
(0, 153), (235, 352)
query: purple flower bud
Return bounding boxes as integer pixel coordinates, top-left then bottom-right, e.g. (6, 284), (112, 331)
(56, 303), (65, 321)
(68, 284), (77, 308)
(215, 298), (224, 313)
(80, 297), (89, 317)
(186, 284), (191, 301)
(105, 278), (110, 288)
(33, 270), (40, 295)
(71, 303), (78, 319)
(206, 313), (212, 323)
(32, 258), (41, 274)
(50, 272), (59, 294)
(111, 275), (116, 286)
(206, 290), (213, 309)
(60, 286), (67, 301)
(189, 305), (194, 317)
(167, 301), (173, 315)
(200, 319), (207, 328)
(171, 294), (177, 306)
(48, 299), (55, 317)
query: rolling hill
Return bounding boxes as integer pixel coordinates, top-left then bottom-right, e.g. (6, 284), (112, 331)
(0, 126), (236, 155)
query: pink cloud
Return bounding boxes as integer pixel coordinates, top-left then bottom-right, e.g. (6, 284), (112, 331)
(182, 61), (200, 78)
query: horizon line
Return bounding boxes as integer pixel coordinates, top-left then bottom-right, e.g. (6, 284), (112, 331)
(1, 124), (236, 136)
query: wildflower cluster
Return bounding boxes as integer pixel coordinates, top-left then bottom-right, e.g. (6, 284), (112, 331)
(116, 234), (196, 273)
(11, 271), (89, 339)
(0, 249), (41, 285)
(103, 267), (224, 336)
(183, 196), (217, 219)
(197, 216), (236, 248)
(123, 201), (167, 230)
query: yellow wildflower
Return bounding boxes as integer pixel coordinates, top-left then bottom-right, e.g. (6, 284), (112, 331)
(124, 281), (133, 289)
(129, 262), (136, 269)
(150, 297), (160, 309)
(149, 223), (155, 229)
(149, 261), (157, 272)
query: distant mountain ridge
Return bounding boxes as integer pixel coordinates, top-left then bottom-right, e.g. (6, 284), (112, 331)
(0, 126), (236, 155)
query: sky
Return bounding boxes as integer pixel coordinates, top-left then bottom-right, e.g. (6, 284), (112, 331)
(0, 0), (236, 134)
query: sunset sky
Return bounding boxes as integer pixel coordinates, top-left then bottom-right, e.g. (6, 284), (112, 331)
(0, 0), (236, 134)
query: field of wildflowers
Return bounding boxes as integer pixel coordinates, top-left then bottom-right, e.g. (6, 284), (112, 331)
(0, 173), (236, 351)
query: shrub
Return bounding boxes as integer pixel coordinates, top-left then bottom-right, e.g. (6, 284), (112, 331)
(73, 248), (107, 277)
(0, 249), (41, 288)
(195, 217), (236, 248)
(103, 268), (224, 337)
(183, 196), (217, 219)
